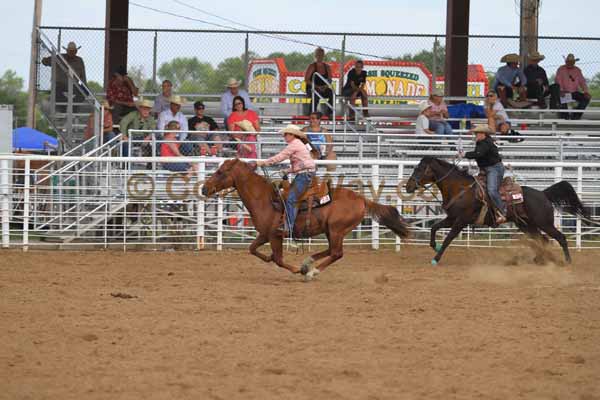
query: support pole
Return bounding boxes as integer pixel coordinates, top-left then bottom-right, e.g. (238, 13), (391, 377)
(27, 0), (43, 128)
(444, 0), (470, 99)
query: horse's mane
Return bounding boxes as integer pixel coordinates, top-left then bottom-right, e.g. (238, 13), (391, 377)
(425, 156), (473, 180)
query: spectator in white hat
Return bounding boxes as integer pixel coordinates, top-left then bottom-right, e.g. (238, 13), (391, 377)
(415, 101), (434, 135)
(220, 78), (254, 121)
(157, 95), (188, 139)
(494, 53), (527, 106)
(41, 41), (87, 109)
(524, 51), (560, 109)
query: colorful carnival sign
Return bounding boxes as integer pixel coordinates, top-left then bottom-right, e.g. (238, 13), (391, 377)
(246, 58), (488, 103)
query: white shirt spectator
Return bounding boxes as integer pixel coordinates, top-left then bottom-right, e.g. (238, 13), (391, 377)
(220, 89), (254, 119)
(492, 101), (510, 123)
(158, 109), (188, 140)
(415, 114), (430, 135)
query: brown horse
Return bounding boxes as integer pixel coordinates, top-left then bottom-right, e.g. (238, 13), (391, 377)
(201, 159), (409, 279)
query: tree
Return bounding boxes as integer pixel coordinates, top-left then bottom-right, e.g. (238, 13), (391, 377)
(391, 45), (446, 76)
(589, 72), (600, 99)
(0, 70), (50, 131)
(158, 57), (215, 94)
(86, 80), (103, 94)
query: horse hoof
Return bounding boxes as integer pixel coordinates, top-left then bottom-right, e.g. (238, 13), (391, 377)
(300, 264), (309, 275)
(431, 259), (438, 266)
(301, 256), (314, 269)
(435, 244), (442, 252)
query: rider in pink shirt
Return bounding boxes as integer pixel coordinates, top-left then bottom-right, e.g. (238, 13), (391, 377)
(256, 124), (316, 236)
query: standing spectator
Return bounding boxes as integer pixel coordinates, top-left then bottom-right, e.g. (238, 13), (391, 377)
(493, 53), (527, 107)
(157, 95), (188, 139)
(119, 99), (157, 156)
(220, 78), (253, 122)
(427, 90), (454, 135)
(107, 66), (139, 123)
(186, 101), (222, 156)
(84, 100), (114, 143)
(555, 54), (591, 120)
(342, 59), (369, 118)
(161, 120), (198, 176)
(152, 80), (173, 116)
(304, 47), (334, 117)
(415, 101), (434, 135)
(227, 96), (260, 158)
(41, 41), (87, 109)
(524, 51), (560, 109)
(302, 111), (336, 172)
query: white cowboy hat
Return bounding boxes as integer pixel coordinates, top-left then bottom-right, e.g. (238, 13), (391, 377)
(235, 120), (256, 132)
(136, 98), (154, 108)
(472, 125), (494, 135)
(500, 53), (520, 63)
(279, 124), (308, 141)
(168, 95), (184, 105)
(528, 51), (545, 61)
(419, 101), (432, 113)
(226, 78), (242, 88)
(431, 89), (444, 97)
(100, 100), (113, 110)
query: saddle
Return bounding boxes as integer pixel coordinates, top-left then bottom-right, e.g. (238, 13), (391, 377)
(474, 172), (524, 225)
(272, 175), (332, 212)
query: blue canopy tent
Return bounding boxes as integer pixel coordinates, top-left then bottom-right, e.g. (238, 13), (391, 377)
(12, 127), (58, 152)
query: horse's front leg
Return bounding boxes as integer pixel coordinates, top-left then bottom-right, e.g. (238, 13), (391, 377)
(269, 234), (301, 274)
(249, 233), (272, 263)
(430, 217), (454, 252)
(432, 221), (468, 265)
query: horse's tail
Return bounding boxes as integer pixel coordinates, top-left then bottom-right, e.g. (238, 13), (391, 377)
(364, 200), (410, 238)
(543, 180), (594, 223)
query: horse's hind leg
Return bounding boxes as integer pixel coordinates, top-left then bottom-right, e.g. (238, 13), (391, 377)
(269, 235), (301, 274)
(539, 224), (571, 264)
(302, 248), (330, 271)
(249, 233), (272, 263)
(303, 231), (344, 277)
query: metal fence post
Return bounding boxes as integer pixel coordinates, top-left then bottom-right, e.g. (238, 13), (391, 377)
(152, 31), (158, 88)
(432, 36), (439, 88)
(554, 166), (562, 230)
(396, 163), (403, 252)
(371, 164), (379, 250)
(1, 159), (10, 248)
(576, 166), (582, 250)
(243, 33), (250, 91)
(217, 194), (223, 251)
(197, 161), (205, 250)
(23, 159), (31, 251)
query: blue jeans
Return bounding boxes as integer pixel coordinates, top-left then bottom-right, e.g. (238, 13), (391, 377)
(285, 172), (314, 234)
(484, 162), (506, 215)
(429, 120), (454, 135)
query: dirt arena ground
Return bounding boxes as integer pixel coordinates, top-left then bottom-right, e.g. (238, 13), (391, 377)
(1, 245), (599, 400)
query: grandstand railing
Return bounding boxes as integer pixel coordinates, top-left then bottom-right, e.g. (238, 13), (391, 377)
(2, 155), (599, 251)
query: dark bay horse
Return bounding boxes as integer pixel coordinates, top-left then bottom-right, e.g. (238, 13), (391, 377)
(406, 156), (591, 265)
(201, 159), (409, 279)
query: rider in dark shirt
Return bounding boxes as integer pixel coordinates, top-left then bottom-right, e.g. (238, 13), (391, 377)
(462, 125), (506, 224)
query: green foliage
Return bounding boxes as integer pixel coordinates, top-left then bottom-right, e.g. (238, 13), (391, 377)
(158, 57), (216, 94)
(392, 45), (446, 76)
(589, 72), (600, 99)
(87, 80), (103, 94)
(0, 69), (50, 132)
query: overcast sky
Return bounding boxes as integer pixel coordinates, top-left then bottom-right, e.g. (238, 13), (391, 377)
(2, 0), (599, 86)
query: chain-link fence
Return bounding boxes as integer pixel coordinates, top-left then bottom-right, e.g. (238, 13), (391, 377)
(38, 27), (600, 100)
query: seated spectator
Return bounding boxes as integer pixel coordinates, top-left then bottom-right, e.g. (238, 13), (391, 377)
(304, 47), (334, 117)
(415, 102), (434, 135)
(302, 111), (336, 172)
(152, 80), (173, 116)
(342, 59), (369, 118)
(220, 78), (253, 123)
(228, 96), (260, 158)
(494, 53), (527, 107)
(107, 66), (139, 123)
(484, 90), (523, 142)
(157, 95), (188, 139)
(41, 41), (87, 109)
(84, 100), (115, 143)
(428, 90), (454, 135)
(186, 101), (222, 156)
(555, 54), (591, 120)
(160, 120), (198, 176)
(119, 99), (157, 157)
(524, 51), (560, 109)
